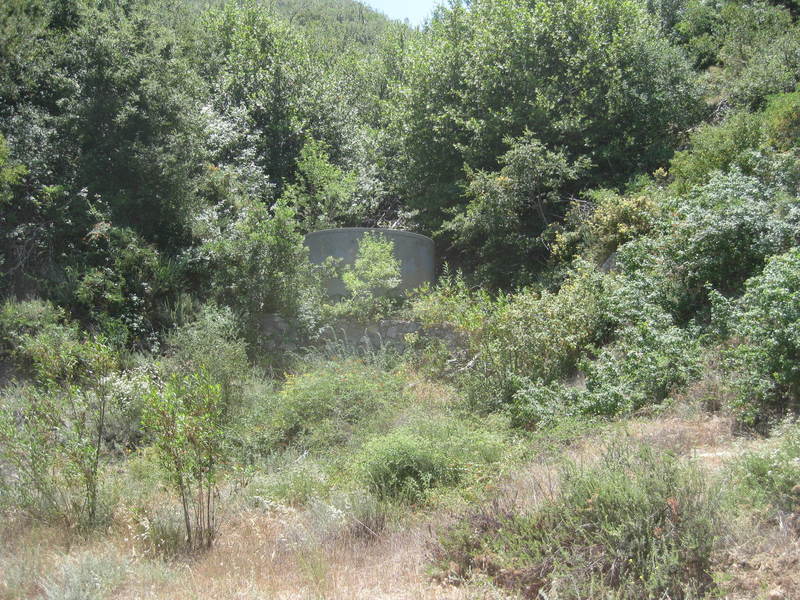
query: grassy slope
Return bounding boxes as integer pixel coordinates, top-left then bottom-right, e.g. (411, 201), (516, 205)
(1, 392), (797, 600)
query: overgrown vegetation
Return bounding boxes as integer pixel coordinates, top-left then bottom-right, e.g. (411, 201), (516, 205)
(3, 0), (800, 596)
(434, 444), (720, 598)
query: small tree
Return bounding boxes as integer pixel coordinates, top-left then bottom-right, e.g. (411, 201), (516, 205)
(334, 232), (402, 321)
(143, 369), (226, 550)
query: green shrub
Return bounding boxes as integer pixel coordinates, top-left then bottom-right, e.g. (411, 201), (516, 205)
(410, 268), (493, 333)
(143, 368), (227, 550)
(764, 91), (800, 151)
(582, 322), (702, 412)
(655, 170), (798, 320)
(552, 189), (661, 265)
(726, 25), (800, 109)
(509, 380), (586, 430)
(323, 231), (402, 322)
(357, 420), (505, 503)
(195, 199), (322, 346)
(442, 133), (591, 289)
(0, 337), (118, 529)
(728, 248), (800, 425)
(357, 430), (459, 503)
(464, 262), (611, 410)
(669, 110), (765, 193)
(41, 552), (128, 600)
(0, 298), (65, 358)
(434, 444), (720, 599)
(510, 322), (700, 429)
(732, 422), (800, 512)
(163, 303), (249, 410)
(268, 360), (406, 451)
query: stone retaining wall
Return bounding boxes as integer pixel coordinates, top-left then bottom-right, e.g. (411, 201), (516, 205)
(258, 314), (464, 355)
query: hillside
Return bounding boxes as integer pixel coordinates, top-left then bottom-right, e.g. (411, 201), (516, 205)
(2, 0), (800, 597)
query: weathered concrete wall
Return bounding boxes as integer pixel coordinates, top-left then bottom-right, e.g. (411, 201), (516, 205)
(304, 228), (435, 297)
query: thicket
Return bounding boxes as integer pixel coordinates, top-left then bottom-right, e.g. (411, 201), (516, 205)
(3, 0), (800, 582)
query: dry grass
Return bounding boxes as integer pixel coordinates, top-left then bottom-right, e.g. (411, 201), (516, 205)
(715, 516), (800, 600)
(0, 412), (794, 600)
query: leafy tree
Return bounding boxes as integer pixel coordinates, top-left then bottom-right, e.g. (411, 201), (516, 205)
(281, 138), (359, 230)
(443, 133), (591, 289)
(199, 1), (315, 191)
(395, 0), (703, 232)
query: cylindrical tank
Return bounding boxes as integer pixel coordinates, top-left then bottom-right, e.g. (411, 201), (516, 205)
(304, 228), (435, 297)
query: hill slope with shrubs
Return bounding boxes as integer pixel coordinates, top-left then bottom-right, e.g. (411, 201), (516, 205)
(3, 0), (800, 597)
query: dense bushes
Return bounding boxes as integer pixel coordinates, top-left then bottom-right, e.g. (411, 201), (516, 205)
(267, 360), (406, 450)
(0, 298), (65, 360)
(510, 321), (702, 428)
(0, 333), (118, 528)
(459, 263), (611, 410)
(434, 444), (720, 599)
(727, 248), (800, 424)
(733, 421), (800, 512)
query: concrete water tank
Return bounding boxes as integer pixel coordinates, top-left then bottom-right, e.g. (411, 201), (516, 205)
(304, 228), (435, 297)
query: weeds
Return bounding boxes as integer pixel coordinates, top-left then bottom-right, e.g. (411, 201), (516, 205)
(40, 552), (128, 600)
(433, 443), (721, 599)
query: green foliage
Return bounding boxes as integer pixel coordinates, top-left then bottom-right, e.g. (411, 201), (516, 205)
(586, 323), (701, 406)
(444, 133), (591, 288)
(615, 169), (800, 323)
(69, 223), (183, 345)
(62, 0), (207, 248)
(552, 190), (661, 265)
(409, 268), (493, 332)
(732, 421), (800, 512)
(0, 336), (118, 529)
(268, 359), (405, 450)
(724, 22), (800, 109)
(163, 303), (249, 410)
(342, 232), (401, 299)
(667, 171), (795, 304)
(510, 322), (701, 428)
(764, 91), (800, 151)
(463, 263), (611, 410)
(41, 553), (128, 600)
(143, 368), (226, 550)
(282, 138), (359, 230)
(357, 420), (505, 503)
(669, 110), (766, 193)
(676, 0), (800, 107)
(195, 199), (322, 340)
(398, 0), (703, 232)
(434, 444), (719, 599)
(0, 297), (65, 358)
(357, 430), (458, 503)
(200, 0), (315, 189)
(728, 248), (800, 425)
(325, 231), (402, 321)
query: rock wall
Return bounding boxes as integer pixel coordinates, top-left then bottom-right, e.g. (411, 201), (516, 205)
(258, 314), (464, 355)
